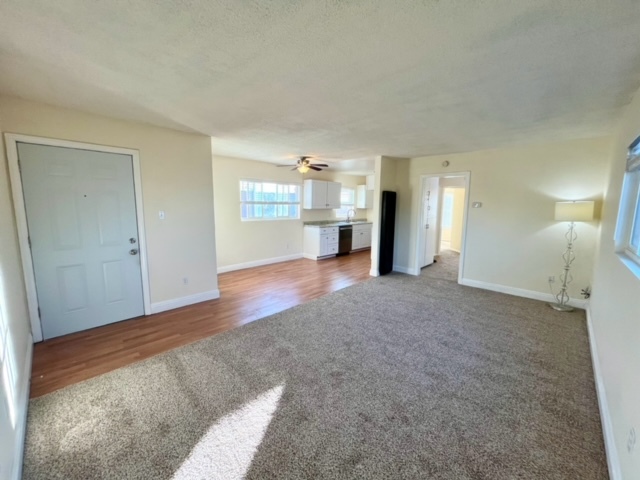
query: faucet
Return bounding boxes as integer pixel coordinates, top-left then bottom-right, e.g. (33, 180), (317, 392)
(346, 208), (356, 223)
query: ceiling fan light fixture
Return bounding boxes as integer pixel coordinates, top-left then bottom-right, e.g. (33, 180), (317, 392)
(298, 165), (310, 173)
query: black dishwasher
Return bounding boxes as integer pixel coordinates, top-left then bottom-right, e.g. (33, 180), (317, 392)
(338, 225), (352, 255)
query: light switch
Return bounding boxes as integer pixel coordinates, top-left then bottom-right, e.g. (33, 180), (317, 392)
(472, 202), (483, 208)
(159, 210), (165, 220)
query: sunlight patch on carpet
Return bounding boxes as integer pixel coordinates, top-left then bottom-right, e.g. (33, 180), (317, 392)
(172, 384), (284, 480)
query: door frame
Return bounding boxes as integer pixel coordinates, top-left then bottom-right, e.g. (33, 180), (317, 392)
(4, 133), (152, 342)
(415, 172), (471, 283)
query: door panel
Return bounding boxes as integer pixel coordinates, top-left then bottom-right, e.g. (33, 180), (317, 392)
(18, 143), (144, 339)
(57, 264), (90, 313)
(102, 260), (127, 304)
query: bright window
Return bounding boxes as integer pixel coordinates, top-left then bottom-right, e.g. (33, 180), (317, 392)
(335, 187), (356, 218)
(240, 180), (301, 221)
(0, 300), (17, 428)
(615, 136), (640, 274)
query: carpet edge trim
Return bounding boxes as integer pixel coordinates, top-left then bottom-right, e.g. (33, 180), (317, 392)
(586, 307), (622, 480)
(150, 290), (221, 314)
(459, 278), (587, 308)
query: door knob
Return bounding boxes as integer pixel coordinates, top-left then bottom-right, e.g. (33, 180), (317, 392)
(130, 249), (139, 255)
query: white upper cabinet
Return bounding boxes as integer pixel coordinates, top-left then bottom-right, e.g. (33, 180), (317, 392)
(356, 185), (373, 209)
(366, 174), (375, 190)
(303, 179), (342, 209)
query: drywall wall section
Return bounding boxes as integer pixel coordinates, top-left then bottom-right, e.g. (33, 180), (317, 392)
(369, 156), (410, 276)
(212, 154), (368, 270)
(0, 100), (32, 480)
(400, 137), (611, 299)
(590, 87), (640, 478)
(0, 95), (219, 308)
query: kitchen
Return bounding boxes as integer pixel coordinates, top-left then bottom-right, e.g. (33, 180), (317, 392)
(301, 177), (374, 261)
(212, 154), (375, 274)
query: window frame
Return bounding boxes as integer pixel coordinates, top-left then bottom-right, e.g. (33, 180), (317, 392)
(239, 179), (301, 222)
(615, 136), (640, 277)
(335, 187), (356, 218)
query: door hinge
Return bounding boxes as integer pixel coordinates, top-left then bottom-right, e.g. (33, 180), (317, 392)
(17, 159), (22, 173)
(28, 236), (32, 248)
(38, 307), (41, 318)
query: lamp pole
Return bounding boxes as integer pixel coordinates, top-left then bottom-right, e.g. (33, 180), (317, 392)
(550, 221), (576, 312)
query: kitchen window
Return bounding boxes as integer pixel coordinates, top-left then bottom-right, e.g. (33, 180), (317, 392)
(335, 187), (356, 218)
(240, 180), (301, 221)
(615, 136), (640, 277)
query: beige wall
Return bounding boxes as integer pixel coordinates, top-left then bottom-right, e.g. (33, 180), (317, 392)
(212, 155), (369, 269)
(0, 94), (219, 328)
(398, 137), (611, 298)
(590, 87), (640, 477)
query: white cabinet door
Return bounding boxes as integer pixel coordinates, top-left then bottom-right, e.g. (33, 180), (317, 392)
(319, 235), (329, 255)
(351, 224), (372, 250)
(356, 185), (367, 209)
(352, 231), (363, 250)
(304, 180), (342, 209)
(362, 230), (372, 248)
(366, 174), (375, 190)
(326, 181), (342, 209)
(304, 179), (327, 209)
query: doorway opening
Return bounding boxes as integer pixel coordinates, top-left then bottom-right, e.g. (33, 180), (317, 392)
(416, 173), (470, 283)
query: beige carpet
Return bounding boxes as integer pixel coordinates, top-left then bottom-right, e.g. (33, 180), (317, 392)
(24, 254), (607, 479)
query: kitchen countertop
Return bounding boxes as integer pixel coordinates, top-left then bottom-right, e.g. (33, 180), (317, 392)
(303, 220), (372, 227)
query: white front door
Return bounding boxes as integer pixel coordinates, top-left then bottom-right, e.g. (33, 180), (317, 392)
(18, 143), (145, 339)
(421, 177), (439, 268)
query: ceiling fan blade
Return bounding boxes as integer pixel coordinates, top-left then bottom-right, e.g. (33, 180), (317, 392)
(276, 164), (296, 167)
(309, 165), (323, 171)
(311, 163), (329, 167)
(291, 166), (299, 171)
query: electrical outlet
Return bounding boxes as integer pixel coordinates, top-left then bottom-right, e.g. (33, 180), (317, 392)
(628, 427), (636, 453)
(548, 276), (556, 283)
(182, 277), (189, 285)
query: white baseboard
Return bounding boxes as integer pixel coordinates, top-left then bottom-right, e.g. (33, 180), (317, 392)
(12, 334), (33, 480)
(392, 264), (419, 275)
(586, 308), (621, 480)
(217, 254), (303, 274)
(459, 278), (587, 309)
(150, 290), (220, 314)
(369, 268), (379, 277)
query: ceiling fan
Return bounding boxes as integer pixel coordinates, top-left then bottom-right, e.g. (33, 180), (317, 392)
(277, 156), (329, 173)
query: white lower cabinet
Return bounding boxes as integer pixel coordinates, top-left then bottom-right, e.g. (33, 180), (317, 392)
(351, 223), (372, 250)
(303, 226), (339, 260)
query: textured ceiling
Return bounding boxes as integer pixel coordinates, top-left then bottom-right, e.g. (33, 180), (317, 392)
(1, 1), (640, 166)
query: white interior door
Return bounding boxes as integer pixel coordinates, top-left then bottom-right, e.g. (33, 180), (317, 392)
(421, 177), (440, 267)
(18, 143), (145, 339)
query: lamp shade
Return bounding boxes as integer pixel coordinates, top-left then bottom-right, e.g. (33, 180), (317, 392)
(554, 201), (595, 222)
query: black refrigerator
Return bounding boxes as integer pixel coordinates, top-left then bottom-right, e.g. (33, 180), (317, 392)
(379, 191), (396, 275)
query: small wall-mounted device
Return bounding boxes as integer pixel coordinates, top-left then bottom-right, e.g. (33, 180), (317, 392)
(159, 210), (166, 220)
(472, 202), (483, 208)
(442, 160), (450, 167)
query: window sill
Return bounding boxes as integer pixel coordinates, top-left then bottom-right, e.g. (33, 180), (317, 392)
(616, 252), (640, 281)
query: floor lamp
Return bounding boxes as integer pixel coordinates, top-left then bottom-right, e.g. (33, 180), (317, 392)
(550, 200), (595, 312)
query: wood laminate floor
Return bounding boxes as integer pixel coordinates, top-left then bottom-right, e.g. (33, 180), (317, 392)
(30, 251), (372, 398)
